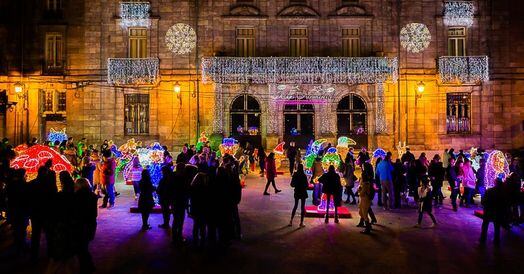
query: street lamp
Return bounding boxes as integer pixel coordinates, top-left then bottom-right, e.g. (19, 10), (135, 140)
(173, 81), (181, 105)
(416, 81), (425, 98)
(14, 82), (24, 94)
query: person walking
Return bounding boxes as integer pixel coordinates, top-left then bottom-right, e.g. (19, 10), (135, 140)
(80, 156), (96, 188)
(460, 159), (476, 207)
(414, 176), (437, 228)
(344, 157), (357, 204)
(73, 178), (98, 274)
(479, 175), (506, 245)
(286, 142), (298, 174)
(138, 170), (154, 231)
(128, 156), (143, 200)
(157, 165), (174, 229)
(100, 150), (116, 208)
(447, 158), (460, 211)
(376, 154), (395, 210)
(289, 164), (308, 227)
(318, 165), (342, 224)
(428, 154), (445, 206)
(358, 162), (376, 234)
(258, 147), (266, 177)
(263, 152), (281, 195)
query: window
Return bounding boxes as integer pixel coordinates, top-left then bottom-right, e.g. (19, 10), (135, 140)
(42, 90), (66, 114)
(289, 27), (308, 57)
(46, 0), (62, 11)
(342, 28), (360, 57)
(337, 94), (367, 135)
(236, 27), (256, 57)
(230, 95), (261, 135)
(446, 93), (471, 134)
(129, 28), (148, 58)
(448, 27), (466, 56)
(125, 94), (149, 135)
(284, 104), (314, 136)
(45, 33), (63, 69)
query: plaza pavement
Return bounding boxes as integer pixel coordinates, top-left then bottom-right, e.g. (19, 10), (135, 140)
(1, 172), (523, 274)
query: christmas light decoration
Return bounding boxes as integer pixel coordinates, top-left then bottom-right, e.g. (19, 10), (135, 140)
(120, 2), (151, 28)
(196, 131), (209, 152)
(107, 58), (159, 85)
(443, 1), (475, 27)
(219, 138), (239, 157)
(304, 139), (327, 169)
(201, 57), (398, 84)
(375, 84), (387, 133)
(322, 147), (341, 170)
(10, 145), (73, 176)
(336, 136), (356, 160)
(273, 142), (286, 169)
(165, 23), (197, 55)
(400, 23), (431, 53)
(438, 56), (489, 83)
(484, 150), (509, 189)
(396, 141), (407, 159)
(213, 84), (224, 133)
(47, 128), (68, 144)
(373, 148), (386, 159)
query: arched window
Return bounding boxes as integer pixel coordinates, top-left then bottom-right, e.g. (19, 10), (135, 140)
(230, 95), (261, 135)
(283, 104), (314, 148)
(337, 94), (367, 136)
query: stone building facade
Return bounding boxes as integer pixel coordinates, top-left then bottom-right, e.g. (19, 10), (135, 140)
(0, 0), (522, 152)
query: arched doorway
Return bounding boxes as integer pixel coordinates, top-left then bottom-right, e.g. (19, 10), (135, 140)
(337, 94), (368, 148)
(230, 94), (261, 148)
(283, 103), (314, 148)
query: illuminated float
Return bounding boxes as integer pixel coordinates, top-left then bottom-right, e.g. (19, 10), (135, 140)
(14, 144), (28, 154)
(47, 128), (68, 144)
(10, 145), (73, 180)
(219, 138), (239, 157)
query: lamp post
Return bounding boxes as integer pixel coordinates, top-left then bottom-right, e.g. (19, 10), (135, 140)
(14, 82), (29, 144)
(415, 81), (425, 106)
(173, 81), (181, 104)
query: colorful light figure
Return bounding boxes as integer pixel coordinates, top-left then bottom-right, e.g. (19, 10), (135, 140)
(336, 136), (356, 160)
(373, 148), (387, 159)
(47, 128), (68, 144)
(273, 142), (286, 169)
(10, 145), (73, 180)
(484, 150), (510, 189)
(219, 138), (239, 157)
(304, 139), (327, 169)
(322, 147), (341, 170)
(196, 131), (208, 152)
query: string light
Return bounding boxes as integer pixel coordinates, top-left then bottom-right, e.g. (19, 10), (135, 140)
(107, 58), (159, 85)
(400, 23), (431, 53)
(213, 84), (224, 133)
(375, 84), (387, 133)
(47, 128), (68, 144)
(443, 1), (475, 27)
(10, 145), (73, 177)
(165, 23), (197, 55)
(120, 2), (151, 28)
(484, 150), (509, 189)
(201, 57), (398, 84)
(438, 56), (489, 83)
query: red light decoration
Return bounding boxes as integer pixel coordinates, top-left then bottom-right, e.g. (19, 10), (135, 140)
(10, 145), (73, 174)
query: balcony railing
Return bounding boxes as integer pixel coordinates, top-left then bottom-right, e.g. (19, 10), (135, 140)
(107, 58), (159, 85)
(201, 57), (398, 84)
(120, 1), (150, 27)
(438, 56), (489, 84)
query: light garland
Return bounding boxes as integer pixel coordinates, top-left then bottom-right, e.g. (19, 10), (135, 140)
(443, 1), (475, 27)
(400, 23), (431, 53)
(202, 57), (398, 84)
(10, 145), (73, 176)
(120, 2), (151, 28)
(484, 150), (509, 189)
(165, 23), (197, 55)
(213, 84), (224, 134)
(107, 58), (159, 85)
(47, 128), (68, 144)
(375, 84), (387, 133)
(438, 56), (489, 83)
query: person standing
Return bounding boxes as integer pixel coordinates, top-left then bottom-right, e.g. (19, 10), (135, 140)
(318, 165), (342, 224)
(258, 147), (266, 177)
(286, 142), (298, 174)
(428, 154), (445, 206)
(6, 169), (29, 256)
(128, 156), (143, 200)
(357, 147), (370, 167)
(344, 156), (357, 204)
(442, 149), (450, 169)
(73, 178), (98, 273)
(447, 158), (460, 211)
(414, 176), (437, 228)
(480, 176), (505, 245)
(376, 154), (395, 210)
(157, 166), (174, 229)
(80, 156), (96, 188)
(138, 170), (154, 231)
(289, 164), (308, 227)
(100, 150), (116, 208)
(263, 152), (281, 195)
(190, 170), (209, 247)
(358, 162), (376, 234)
(460, 159), (476, 207)
(171, 163), (188, 244)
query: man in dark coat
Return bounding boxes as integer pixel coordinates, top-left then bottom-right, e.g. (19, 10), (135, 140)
(480, 176), (506, 245)
(286, 142), (297, 174)
(319, 165), (342, 224)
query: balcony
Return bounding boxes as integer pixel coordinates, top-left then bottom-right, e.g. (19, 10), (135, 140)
(120, 1), (151, 28)
(201, 57), (398, 84)
(107, 58), (159, 85)
(438, 56), (489, 84)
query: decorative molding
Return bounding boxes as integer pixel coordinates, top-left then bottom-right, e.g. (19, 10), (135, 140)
(222, 4), (268, 19)
(277, 4), (320, 18)
(329, 4), (372, 18)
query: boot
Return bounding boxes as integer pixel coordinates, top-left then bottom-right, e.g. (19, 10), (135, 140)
(361, 221), (371, 234)
(356, 219), (364, 227)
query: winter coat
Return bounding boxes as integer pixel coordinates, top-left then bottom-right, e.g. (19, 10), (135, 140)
(482, 186), (506, 222)
(417, 185), (433, 213)
(376, 160), (394, 181)
(265, 158), (277, 180)
(138, 178), (155, 212)
(461, 165), (476, 189)
(101, 158), (116, 185)
(319, 171), (342, 206)
(290, 172), (308, 199)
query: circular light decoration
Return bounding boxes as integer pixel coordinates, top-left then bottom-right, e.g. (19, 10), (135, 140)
(165, 23), (196, 55)
(400, 23), (431, 53)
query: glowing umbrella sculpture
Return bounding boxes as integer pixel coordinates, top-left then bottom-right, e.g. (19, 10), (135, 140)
(10, 145), (73, 180)
(373, 148), (387, 159)
(484, 150), (510, 189)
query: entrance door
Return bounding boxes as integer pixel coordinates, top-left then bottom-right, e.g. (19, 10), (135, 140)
(336, 94), (368, 149)
(283, 104), (314, 149)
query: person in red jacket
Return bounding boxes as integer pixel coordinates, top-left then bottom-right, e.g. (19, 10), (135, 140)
(263, 153), (281, 195)
(100, 150), (116, 209)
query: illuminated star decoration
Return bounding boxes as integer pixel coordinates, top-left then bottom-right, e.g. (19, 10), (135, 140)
(165, 23), (197, 55)
(443, 1), (475, 27)
(47, 128), (68, 144)
(484, 150), (510, 189)
(400, 23), (431, 53)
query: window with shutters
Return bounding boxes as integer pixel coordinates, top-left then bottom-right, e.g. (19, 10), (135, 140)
(448, 27), (466, 56)
(446, 93), (471, 134)
(45, 33), (63, 69)
(129, 28), (148, 58)
(236, 27), (256, 57)
(124, 94), (150, 135)
(342, 28), (360, 57)
(46, 0), (62, 11)
(42, 90), (66, 115)
(289, 27), (308, 57)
